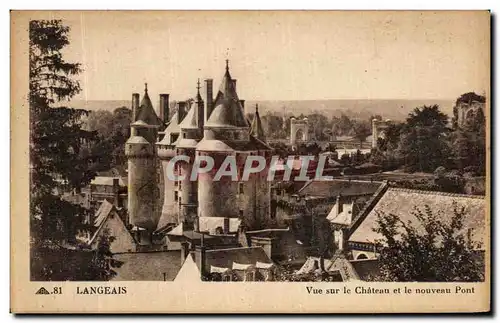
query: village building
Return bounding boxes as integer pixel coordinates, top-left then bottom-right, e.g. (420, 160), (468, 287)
(175, 246), (276, 282)
(77, 200), (136, 253)
(347, 187), (486, 262)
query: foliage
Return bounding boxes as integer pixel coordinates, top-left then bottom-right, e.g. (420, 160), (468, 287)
(351, 121), (371, 148)
(373, 204), (484, 282)
(29, 20), (123, 281)
(30, 20), (99, 243)
(89, 230), (124, 281)
(395, 105), (450, 173)
(84, 107), (132, 170)
(30, 231), (123, 281)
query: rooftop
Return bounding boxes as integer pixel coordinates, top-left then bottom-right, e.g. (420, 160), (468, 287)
(349, 187), (486, 247)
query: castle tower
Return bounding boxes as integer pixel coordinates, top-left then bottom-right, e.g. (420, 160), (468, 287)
(176, 80), (205, 229)
(250, 104), (266, 142)
(196, 61), (272, 231)
(125, 84), (162, 234)
(156, 101), (187, 232)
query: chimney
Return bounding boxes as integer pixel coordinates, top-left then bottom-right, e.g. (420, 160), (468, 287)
(113, 178), (120, 207)
(159, 94), (170, 123)
(223, 217), (230, 234)
(205, 79), (213, 123)
(177, 101), (187, 125)
(197, 100), (204, 130)
(132, 93), (140, 121)
(335, 194), (343, 215)
(131, 93), (140, 136)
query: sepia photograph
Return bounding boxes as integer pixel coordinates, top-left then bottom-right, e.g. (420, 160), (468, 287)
(11, 9), (490, 313)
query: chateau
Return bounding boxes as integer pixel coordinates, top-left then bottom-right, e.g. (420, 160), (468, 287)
(124, 61), (273, 247)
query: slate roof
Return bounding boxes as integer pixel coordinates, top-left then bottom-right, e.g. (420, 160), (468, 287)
(249, 104), (266, 141)
(298, 179), (384, 198)
(112, 251), (182, 281)
(205, 65), (248, 128)
(349, 187), (486, 248)
(196, 136), (271, 152)
(179, 105), (198, 130)
(88, 200), (131, 246)
(134, 88), (163, 127)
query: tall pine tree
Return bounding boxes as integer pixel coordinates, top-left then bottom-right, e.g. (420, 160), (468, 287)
(29, 20), (97, 244)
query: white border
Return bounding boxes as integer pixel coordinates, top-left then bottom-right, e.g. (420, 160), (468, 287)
(4, 1), (498, 321)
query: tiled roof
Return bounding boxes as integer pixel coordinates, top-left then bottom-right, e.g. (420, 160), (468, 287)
(112, 251), (181, 281)
(349, 187), (486, 247)
(88, 200), (131, 246)
(93, 200), (114, 228)
(298, 179), (384, 198)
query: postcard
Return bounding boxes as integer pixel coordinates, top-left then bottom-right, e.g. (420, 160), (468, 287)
(10, 10), (490, 313)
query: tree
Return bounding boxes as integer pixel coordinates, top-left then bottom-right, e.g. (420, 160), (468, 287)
(396, 105), (450, 173)
(307, 113), (331, 141)
(30, 20), (99, 243)
(332, 114), (353, 136)
(84, 107), (132, 170)
(88, 230), (124, 281)
(261, 112), (285, 139)
(372, 204), (484, 282)
(376, 122), (402, 152)
(351, 121), (371, 149)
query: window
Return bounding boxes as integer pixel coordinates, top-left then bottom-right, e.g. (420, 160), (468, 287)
(275, 189), (282, 196)
(239, 210), (244, 219)
(244, 271), (255, 282)
(174, 191), (178, 201)
(183, 133), (187, 138)
(238, 182), (244, 194)
(356, 254), (368, 260)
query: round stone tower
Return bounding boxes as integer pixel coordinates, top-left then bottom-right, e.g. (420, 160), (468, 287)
(125, 84), (162, 232)
(196, 61), (271, 230)
(176, 81), (205, 228)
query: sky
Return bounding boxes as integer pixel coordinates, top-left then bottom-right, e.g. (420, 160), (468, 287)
(54, 11), (489, 102)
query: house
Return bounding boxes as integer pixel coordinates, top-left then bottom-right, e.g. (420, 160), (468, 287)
(84, 176), (127, 210)
(347, 187), (486, 261)
(82, 200), (136, 253)
(175, 246), (276, 282)
(294, 253), (360, 282)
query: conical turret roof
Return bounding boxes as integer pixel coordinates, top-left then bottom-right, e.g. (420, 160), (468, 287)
(135, 83), (163, 127)
(249, 104), (266, 141)
(205, 61), (248, 128)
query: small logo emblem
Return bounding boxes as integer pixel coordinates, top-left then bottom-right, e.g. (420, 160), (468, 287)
(35, 287), (50, 295)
